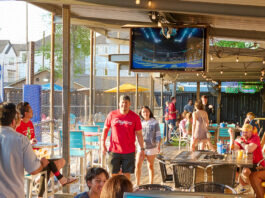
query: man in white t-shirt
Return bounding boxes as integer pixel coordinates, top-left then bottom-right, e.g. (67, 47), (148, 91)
(0, 102), (49, 198)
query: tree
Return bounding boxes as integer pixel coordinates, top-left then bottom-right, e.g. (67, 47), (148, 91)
(37, 23), (90, 79)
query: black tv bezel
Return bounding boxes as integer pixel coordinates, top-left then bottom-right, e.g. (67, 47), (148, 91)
(129, 25), (209, 73)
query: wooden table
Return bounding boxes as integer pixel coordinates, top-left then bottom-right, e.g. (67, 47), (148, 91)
(170, 151), (253, 168)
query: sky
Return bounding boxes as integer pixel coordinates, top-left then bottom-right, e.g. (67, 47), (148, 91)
(0, 1), (51, 44)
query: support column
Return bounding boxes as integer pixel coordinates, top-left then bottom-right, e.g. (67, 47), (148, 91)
(217, 81), (221, 124)
(150, 75), (154, 112)
(196, 82), (200, 100)
(62, 5), (71, 193)
(50, 13), (55, 157)
(172, 82), (176, 97)
(89, 30), (94, 124)
(116, 32), (120, 109)
(135, 73), (138, 112)
(28, 42), (35, 85)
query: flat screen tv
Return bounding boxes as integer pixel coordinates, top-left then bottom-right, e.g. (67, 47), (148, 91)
(130, 26), (208, 72)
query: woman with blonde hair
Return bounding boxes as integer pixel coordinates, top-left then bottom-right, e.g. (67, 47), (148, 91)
(191, 100), (214, 151)
(100, 175), (133, 198)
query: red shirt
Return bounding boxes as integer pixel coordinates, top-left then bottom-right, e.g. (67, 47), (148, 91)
(235, 135), (265, 166)
(105, 110), (142, 154)
(16, 120), (35, 140)
(168, 102), (176, 120)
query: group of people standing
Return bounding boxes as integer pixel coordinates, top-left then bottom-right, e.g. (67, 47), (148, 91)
(165, 95), (215, 151)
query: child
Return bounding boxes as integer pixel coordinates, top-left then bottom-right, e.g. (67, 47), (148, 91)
(75, 167), (109, 198)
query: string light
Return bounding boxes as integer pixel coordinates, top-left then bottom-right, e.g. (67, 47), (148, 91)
(263, 59), (265, 64)
(148, 0), (152, 7)
(244, 71), (247, 76)
(135, 0), (140, 4)
(157, 21), (162, 27)
(236, 56), (239, 62)
(210, 55), (213, 61)
(220, 70), (223, 74)
(151, 12), (156, 20)
(196, 73), (199, 77)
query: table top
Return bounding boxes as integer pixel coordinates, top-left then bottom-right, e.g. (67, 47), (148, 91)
(170, 151), (253, 168)
(32, 142), (58, 148)
(84, 132), (102, 136)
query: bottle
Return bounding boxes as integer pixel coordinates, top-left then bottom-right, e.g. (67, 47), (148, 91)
(27, 127), (31, 140)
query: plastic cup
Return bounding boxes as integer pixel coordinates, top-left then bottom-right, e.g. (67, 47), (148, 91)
(237, 150), (243, 160)
(217, 143), (223, 154)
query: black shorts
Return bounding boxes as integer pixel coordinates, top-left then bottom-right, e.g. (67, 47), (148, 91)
(108, 152), (135, 174)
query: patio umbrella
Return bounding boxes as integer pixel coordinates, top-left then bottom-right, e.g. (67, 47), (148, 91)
(104, 83), (149, 93)
(41, 83), (63, 91)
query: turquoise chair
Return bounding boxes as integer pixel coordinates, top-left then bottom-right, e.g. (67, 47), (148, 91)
(211, 123), (219, 127)
(59, 130), (89, 191)
(78, 125), (101, 166)
(94, 122), (104, 131)
(227, 124), (236, 128)
(218, 128), (230, 144)
(159, 123), (165, 139)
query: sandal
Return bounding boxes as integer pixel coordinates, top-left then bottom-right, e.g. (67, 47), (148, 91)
(62, 177), (78, 186)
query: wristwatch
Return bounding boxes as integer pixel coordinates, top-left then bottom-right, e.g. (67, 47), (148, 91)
(141, 148), (145, 151)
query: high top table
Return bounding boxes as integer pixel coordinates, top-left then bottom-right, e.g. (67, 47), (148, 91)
(170, 151), (253, 168)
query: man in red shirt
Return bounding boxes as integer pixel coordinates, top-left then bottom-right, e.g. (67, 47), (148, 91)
(168, 96), (178, 139)
(233, 124), (265, 191)
(102, 95), (145, 180)
(16, 102), (37, 145)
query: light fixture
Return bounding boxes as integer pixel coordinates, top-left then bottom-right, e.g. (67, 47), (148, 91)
(236, 56), (239, 62)
(196, 73), (199, 77)
(210, 55), (213, 61)
(151, 12), (156, 20)
(148, 0), (152, 7)
(157, 21), (162, 27)
(244, 71), (247, 76)
(263, 59), (265, 64)
(260, 76), (264, 82)
(43, 78), (49, 82)
(220, 70), (223, 74)
(135, 0), (140, 4)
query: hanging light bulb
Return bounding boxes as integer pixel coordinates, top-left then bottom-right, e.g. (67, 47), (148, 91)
(236, 56), (239, 62)
(151, 12), (156, 20)
(220, 70), (223, 74)
(135, 0), (140, 4)
(157, 21), (162, 27)
(148, 0), (152, 7)
(196, 73), (199, 77)
(244, 71), (247, 76)
(210, 55), (213, 61)
(263, 59), (265, 64)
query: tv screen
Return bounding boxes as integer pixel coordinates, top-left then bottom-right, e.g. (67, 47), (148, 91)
(130, 27), (207, 72)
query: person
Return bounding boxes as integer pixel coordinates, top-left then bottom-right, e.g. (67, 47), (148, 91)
(0, 102), (66, 198)
(16, 102), (37, 145)
(75, 167), (109, 198)
(249, 166), (265, 198)
(16, 102), (76, 197)
(201, 95), (214, 120)
(101, 95), (145, 180)
(179, 111), (188, 137)
(168, 96), (178, 139)
(191, 100), (214, 151)
(100, 175), (133, 198)
(185, 112), (193, 136)
(183, 99), (194, 113)
(135, 106), (161, 186)
(232, 124), (265, 189)
(244, 112), (259, 136)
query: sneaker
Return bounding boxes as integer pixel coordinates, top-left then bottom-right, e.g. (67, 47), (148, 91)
(237, 185), (250, 194)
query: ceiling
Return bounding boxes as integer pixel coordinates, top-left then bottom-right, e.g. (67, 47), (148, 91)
(26, 0), (265, 82)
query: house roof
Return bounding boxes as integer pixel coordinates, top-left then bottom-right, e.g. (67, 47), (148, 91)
(0, 40), (10, 53)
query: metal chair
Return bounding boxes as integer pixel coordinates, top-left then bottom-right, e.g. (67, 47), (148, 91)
(78, 125), (101, 166)
(205, 164), (237, 188)
(218, 127), (230, 144)
(156, 154), (173, 184)
(59, 130), (90, 191)
(190, 182), (237, 194)
(136, 184), (173, 191)
(172, 163), (196, 190)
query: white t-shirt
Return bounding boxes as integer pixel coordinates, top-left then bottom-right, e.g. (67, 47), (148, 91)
(0, 126), (41, 198)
